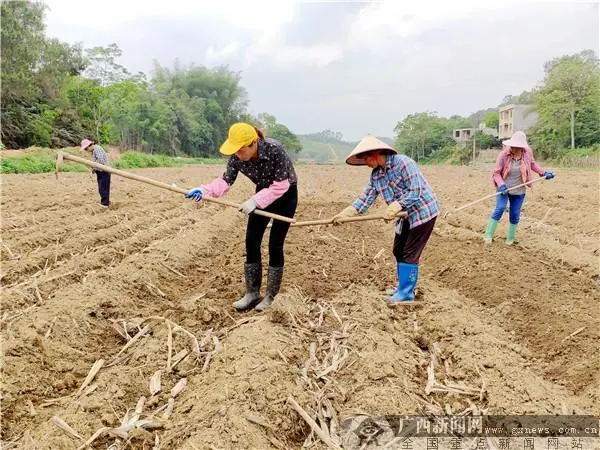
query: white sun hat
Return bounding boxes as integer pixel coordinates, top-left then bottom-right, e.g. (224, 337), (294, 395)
(502, 131), (530, 149)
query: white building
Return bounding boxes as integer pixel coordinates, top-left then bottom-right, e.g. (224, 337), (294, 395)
(499, 104), (539, 139)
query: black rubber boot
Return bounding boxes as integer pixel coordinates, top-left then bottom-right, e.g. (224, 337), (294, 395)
(255, 266), (283, 311)
(232, 262), (262, 311)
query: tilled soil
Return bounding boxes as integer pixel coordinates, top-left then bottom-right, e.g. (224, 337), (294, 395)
(1, 163), (598, 449)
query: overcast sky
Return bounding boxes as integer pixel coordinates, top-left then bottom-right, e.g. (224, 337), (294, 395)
(44, 0), (599, 141)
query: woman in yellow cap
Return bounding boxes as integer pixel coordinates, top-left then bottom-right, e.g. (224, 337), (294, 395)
(186, 123), (298, 311)
(331, 136), (439, 303)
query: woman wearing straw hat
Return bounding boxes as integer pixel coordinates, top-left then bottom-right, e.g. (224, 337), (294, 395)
(332, 136), (439, 303)
(80, 138), (111, 208)
(484, 130), (554, 245)
(185, 123), (298, 312)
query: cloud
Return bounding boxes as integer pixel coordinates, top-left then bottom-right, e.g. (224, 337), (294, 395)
(206, 41), (241, 62)
(45, 0), (296, 30)
(202, 2), (346, 70)
(257, 42), (344, 69)
(200, 0), (534, 71)
(42, 0), (599, 140)
(207, 40), (344, 69)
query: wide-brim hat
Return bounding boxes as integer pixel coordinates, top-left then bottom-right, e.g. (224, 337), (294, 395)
(345, 135), (398, 166)
(80, 139), (93, 152)
(502, 130), (530, 149)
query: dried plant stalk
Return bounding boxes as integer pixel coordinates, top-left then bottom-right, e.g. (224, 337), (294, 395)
(109, 423), (134, 439)
(287, 397), (342, 450)
(163, 397), (175, 420)
(201, 353), (212, 373)
(133, 396), (146, 420)
(212, 336), (222, 354)
(150, 370), (162, 396)
(110, 325), (151, 362)
(166, 321), (173, 371)
(75, 359), (104, 396)
(171, 349), (189, 369)
(171, 378), (187, 398)
(143, 316), (201, 357)
(76, 427), (110, 450)
(52, 416), (83, 440)
(81, 384), (98, 397)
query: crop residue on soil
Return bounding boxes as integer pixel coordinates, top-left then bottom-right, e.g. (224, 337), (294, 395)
(1, 164), (598, 449)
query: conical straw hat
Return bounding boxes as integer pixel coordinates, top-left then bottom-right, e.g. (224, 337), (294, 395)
(345, 135), (397, 166)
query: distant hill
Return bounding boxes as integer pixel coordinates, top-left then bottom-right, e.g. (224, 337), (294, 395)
(468, 108), (497, 127)
(297, 135), (354, 162)
(297, 130), (395, 163)
(376, 136), (395, 147)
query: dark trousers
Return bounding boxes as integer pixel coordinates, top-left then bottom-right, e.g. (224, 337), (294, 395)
(246, 185), (298, 267)
(393, 216), (437, 264)
(96, 171), (111, 206)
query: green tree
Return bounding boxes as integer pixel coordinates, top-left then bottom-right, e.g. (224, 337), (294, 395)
(1, 1), (87, 147)
(103, 75), (152, 149)
(1, 1), (49, 147)
(66, 77), (112, 143)
(256, 113), (303, 159)
(468, 107), (497, 127)
(0, 1), (46, 101)
(0, 2), (283, 156)
(500, 90), (534, 106)
(147, 62), (248, 156)
(302, 129), (345, 143)
(533, 50), (600, 149)
(473, 131), (499, 149)
(394, 112), (467, 160)
(483, 112), (499, 129)
(83, 44), (129, 87)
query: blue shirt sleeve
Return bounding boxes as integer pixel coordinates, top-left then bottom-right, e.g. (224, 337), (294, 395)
(352, 177), (379, 214)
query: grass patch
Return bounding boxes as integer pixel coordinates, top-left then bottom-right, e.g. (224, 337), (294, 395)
(174, 156), (225, 165)
(1, 148), (223, 174)
(114, 152), (178, 169)
(1, 154), (86, 174)
(110, 152), (224, 169)
(547, 146), (600, 168)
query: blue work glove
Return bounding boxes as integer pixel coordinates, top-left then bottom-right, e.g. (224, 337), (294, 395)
(543, 171), (555, 180)
(497, 184), (508, 195)
(185, 187), (203, 202)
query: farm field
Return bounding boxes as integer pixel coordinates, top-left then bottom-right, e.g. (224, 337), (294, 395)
(1, 163), (598, 449)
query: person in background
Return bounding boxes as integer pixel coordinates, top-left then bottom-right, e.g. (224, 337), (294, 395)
(484, 131), (555, 245)
(80, 139), (111, 208)
(185, 123), (298, 312)
(331, 136), (439, 303)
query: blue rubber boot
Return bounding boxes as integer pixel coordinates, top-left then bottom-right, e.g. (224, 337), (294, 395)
(389, 263), (419, 303)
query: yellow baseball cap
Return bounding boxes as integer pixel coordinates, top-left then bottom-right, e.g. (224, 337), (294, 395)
(219, 122), (258, 155)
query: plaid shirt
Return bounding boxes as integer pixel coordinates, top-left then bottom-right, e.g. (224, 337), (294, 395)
(91, 145), (109, 172)
(352, 154), (439, 229)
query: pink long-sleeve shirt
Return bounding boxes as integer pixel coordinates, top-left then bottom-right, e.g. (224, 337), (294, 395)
(200, 178), (290, 208)
(492, 146), (544, 188)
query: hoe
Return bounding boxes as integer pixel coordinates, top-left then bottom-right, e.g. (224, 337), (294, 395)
(54, 151), (295, 223)
(55, 151), (408, 226)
